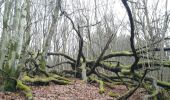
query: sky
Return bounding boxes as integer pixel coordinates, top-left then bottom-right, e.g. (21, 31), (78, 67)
(0, 0), (170, 40)
(64, 0), (170, 27)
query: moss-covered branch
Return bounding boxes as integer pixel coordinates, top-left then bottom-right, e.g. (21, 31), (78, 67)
(22, 75), (71, 85)
(17, 80), (33, 100)
(88, 77), (105, 94)
(102, 51), (134, 60)
(134, 73), (170, 88)
(143, 78), (159, 100)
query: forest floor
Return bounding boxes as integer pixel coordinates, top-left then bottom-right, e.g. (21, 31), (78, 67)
(0, 78), (146, 100)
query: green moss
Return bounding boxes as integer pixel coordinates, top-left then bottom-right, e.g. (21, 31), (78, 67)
(100, 61), (130, 70)
(26, 92), (33, 100)
(100, 62), (117, 68)
(97, 80), (105, 94)
(121, 51), (132, 55)
(51, 77), (71, 85)
(137, 61), (170, 68)
(2, 62), (19, 92)
(121, 69), (131, 75)
(157, 80), (170, 88)
(142, 83), (152, 92)
(50, 74), (71, 82)
(22, 76), (32, 82)
(88, 77), (105, 94)
(39, 55), (46, 71)
(134, 73), (170, 88)
(111, 51), (132, 55)
(22, 75), (71, 85)
(168, 96), (170, 100)
(16, 80), (33, 100)
(108, 91), (119, 97)
(17, 80), (31, 91)
(162, 61), (170, 67)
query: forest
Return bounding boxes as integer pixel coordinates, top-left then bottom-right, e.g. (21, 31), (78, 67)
(0, 0), (170, 100)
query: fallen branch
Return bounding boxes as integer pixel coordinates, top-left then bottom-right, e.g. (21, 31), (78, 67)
(47, 52), (76, 63)
(22, 75), (71, 85)
(46, 61), (74, 68)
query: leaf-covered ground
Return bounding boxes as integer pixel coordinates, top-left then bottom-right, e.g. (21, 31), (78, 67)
(0, 79), (146, 100)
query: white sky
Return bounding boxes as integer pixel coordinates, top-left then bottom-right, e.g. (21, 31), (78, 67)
(0, 0), (170, 39)
(63, 0), (170, 27)
(64, 0), (170, 38)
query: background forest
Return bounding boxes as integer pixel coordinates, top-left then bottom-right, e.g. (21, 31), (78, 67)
(0, 0), (170, 99)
